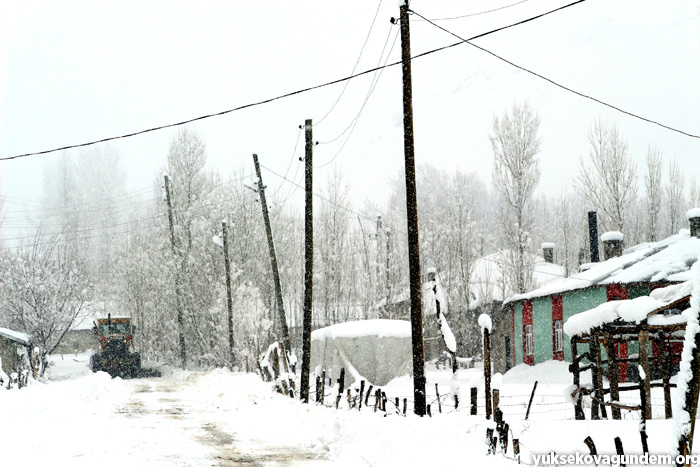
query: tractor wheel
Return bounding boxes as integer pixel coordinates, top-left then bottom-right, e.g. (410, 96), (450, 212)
(131, 353), (142, 378)
(90, 353), (102, 373)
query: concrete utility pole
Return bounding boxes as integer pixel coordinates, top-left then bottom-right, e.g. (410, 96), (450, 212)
(252, 154), (291, 354)
(221, 219), (236, 368)
(398, 0), (426, 416)
(300, 119), (314, 404)
(163, 174), (187, 368)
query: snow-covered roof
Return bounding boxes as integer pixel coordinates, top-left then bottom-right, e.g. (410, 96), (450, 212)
(687, 208), (700, 219)
(601, 231), (624, 242)
(505, 230), (700, 305)
(0, 328), (31, 345)
(311, 319), (410, 341)
(563, 279), (694, 337)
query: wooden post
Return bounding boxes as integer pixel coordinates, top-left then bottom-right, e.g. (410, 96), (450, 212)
(359, 380), (365, 410)
(221, 220), (236, 368)
(502, 422), (510, 453)
(484, 326), (492, 420)
(399, 0), (426, 417)
(486, 428), (496, 454)
(395, 397), (400, 415)
(591, 332), (608, 419)
(335, 367), (345, 409)
(315, 376), (321, 403)
(583, 436), (598, 456)
(661, 336), (673, 419)
(513, 438), (520, 464)
(571, 339), (585, 420)
(252, 154), (291, 354)
(604, 332), (622, 420)
(347, 388), (352, 408)
(614, 437), (625, 467)
(525, 381), (538, 420)
(436, 383), (442, 414)
(493, 388), (500, 421)
(471, 387), (478, 415)
(403, 398), (407, 416)
(299, 119), (314, 404)
(374, 389), (381, 412)
(321, 369), (326, 406)
(365, 385), (374, 407)
(163, 174), (187, 368)
(639, 328), (652, 419)
(677, 310), (700, 460)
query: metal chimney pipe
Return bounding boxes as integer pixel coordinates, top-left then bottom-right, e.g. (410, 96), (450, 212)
(588, 211), (600, 262)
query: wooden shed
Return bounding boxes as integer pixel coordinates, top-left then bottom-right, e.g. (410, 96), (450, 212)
(0, 327), (32, 387)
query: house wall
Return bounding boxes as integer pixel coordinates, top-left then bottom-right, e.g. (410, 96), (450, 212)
(514, 302), (523, 365)
(491, 306), (514, 375)
(0, 337), (25, 378)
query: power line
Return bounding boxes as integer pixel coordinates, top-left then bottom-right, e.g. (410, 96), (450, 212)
(415, 0), (530, 21)
(410, 5), (700, 139)
(315, 0), (384, 126)
(3, 0), (696, 163)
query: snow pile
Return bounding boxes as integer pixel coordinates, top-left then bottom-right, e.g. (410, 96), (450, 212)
(478, 313), (492, 333)
(601, 231), (624, 242)
(671, 259), (700, 452)
(502, 360), (576, 385)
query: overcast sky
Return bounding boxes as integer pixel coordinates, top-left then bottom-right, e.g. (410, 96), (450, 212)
(1, 0), (699, 229)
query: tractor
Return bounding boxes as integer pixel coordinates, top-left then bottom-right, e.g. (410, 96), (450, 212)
(90, 314), (141, 378)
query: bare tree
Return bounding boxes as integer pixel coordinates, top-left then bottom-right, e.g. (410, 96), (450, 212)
(491, 101), (541, 294)
(0, 233), (92, 373)
(689, 176), (700, 211)
(667, 158), (685, 235)
(644, 145), (663, 241)
(575, 119), (637, 233)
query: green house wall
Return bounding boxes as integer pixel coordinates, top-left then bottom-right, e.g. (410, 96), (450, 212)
(532, 298), (552, 364)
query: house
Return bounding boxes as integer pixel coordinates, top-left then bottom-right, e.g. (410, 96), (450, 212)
(0, 327), (32, 387)
(495, 209), (700, 380)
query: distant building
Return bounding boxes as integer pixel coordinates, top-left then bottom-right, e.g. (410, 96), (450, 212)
(0, 327), (32, 384)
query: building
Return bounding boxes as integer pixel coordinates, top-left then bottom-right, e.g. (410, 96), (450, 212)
(496, 209), (700, 380)
(0, 327), (32, 386)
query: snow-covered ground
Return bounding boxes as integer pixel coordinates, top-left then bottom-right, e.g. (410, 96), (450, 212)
(0, 354), (696, 466)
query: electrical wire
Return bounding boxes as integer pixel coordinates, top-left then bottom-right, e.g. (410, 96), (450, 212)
(4, 0), (695, 162)
(410, 4), (700, 139)
(314, 26), (400, 170)
(315, 0), (384, 127)
(415, 0), (529, 21)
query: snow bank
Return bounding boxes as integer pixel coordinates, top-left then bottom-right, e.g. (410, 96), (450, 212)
(503, 360), (576, 385)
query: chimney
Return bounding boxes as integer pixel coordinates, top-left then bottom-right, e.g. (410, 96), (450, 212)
(687, 208), (700, 238)
(601, 231), (624, 260)
(542, 242), (555, 263)
(588, 211), (600, 262)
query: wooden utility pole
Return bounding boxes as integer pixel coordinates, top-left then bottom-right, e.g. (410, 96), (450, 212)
(300, 119), (314, 404)
(164, 174), (187, 368)
(221, 219), (235, 368)
(483, 326), (492, 419)
(252, 154), (291, 354)
(399, 0), (426, 416)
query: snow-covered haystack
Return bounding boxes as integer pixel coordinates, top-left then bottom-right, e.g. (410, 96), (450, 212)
(311, 320), (412, 386)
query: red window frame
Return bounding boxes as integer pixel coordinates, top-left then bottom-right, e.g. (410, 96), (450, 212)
(552, 295), (564, 360)
(522, 300), (534, 365)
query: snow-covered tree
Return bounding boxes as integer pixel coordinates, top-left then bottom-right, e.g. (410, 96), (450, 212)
(575, 119), (637, 233)
(666, 158), (685, 235)
(491, 101), (541, 295)
(644, 145), (663, 242)
(689, 176), (700, 211)
(0, 233), (92, 372)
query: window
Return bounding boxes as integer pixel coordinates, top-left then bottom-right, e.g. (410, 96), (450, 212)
(525, 325), (533, 356)
(553, 320), (563, 353)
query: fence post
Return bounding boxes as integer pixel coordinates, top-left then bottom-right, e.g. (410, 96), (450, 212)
(483, 326), (492, 420)
(436, 383), (442, 414)
(335, 368), (345, 409)
(471, 387), (478, 415)
(359, 380), (365, 410)
(525, 381), (538, 420)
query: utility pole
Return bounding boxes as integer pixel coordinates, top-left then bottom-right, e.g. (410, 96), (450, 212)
(252, 153), (291, 354)
(300, 119), (314, 403)
(221, 219), (235, 368)
(164, 174), (187, 368)
(399, 0), (426, 416)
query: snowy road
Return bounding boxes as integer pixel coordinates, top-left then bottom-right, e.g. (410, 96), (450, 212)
(3, 356), (695, 466)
